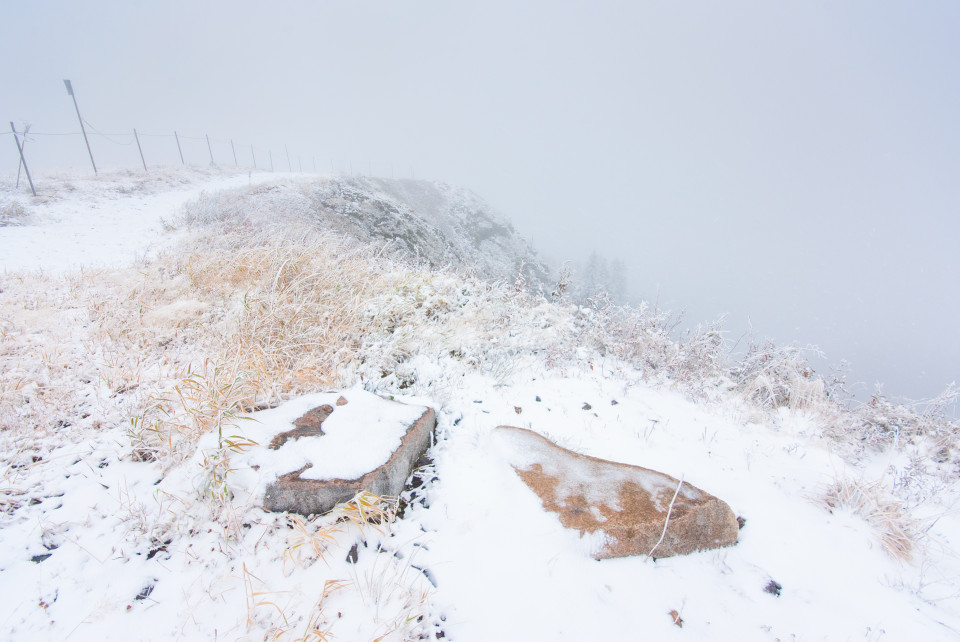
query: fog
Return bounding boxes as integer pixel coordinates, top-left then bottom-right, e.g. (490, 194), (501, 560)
(3, 1), (958, 405)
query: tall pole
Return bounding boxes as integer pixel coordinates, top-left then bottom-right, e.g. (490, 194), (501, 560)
(15, 125), (28, 188)
(231, 139), (238, 167)
(174, 131), (185, 164)
(269, 149), (274, 172)
(251, 144), (257, 169)
(63, 79), (97, 175)
(285, 144), (292, 172)
(10, 122), (36, 197)
(206, 134), (215, 165)
(133, 129), (147, 172)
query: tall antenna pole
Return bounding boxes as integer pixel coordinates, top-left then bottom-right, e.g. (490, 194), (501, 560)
(63, 79), (97, 175)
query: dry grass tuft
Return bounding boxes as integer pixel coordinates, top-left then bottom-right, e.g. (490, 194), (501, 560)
(332, 491), (398, 532)
(0, 200), (29, 226)
(283, 514), (341, 571)
(818, 478), (918, 562)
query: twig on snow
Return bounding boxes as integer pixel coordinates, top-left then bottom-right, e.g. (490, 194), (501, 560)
(645, 475), (684, 561)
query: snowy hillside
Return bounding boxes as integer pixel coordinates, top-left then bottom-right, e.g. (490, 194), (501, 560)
(2, 167), (960, 641)
(178, 174), (551, 288)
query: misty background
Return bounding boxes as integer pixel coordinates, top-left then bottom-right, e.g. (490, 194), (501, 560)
(2, 1), (958, 407)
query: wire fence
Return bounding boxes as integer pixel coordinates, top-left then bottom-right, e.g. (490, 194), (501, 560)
(6, 116), (413, 195)
(7, 122), (313, 172)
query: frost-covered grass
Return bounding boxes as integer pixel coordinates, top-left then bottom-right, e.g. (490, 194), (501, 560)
(2, 168), (960, 640)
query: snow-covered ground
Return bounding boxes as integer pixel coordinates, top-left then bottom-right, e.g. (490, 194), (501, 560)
(2, 167), (959, 640)
(0, 167), (285, 274)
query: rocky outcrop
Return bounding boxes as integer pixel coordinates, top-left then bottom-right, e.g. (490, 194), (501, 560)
(493, 426), (739, 560)
(261, 396), (436, 516)
(308, 177), (551, 288)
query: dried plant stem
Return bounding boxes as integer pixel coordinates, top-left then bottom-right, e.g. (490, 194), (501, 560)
(646, 475), (684, 561)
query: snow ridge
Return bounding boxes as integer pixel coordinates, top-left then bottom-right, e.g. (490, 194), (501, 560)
(2, 167), (960, 641)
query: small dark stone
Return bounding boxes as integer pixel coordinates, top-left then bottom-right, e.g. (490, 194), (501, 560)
(135, 582), (156, 600)
(582, 403), (592, 411)
(764, 580), (782, 597)
(412, 564), (438, 588)
(610, 399), (619, 406)
(346, 543), (359, 564)
(147, 539), (171, 560)
(535, 396), (542, 402)
(737, 516), (747, 529)
(31, 553), (52, 563)
(514, 406), (522, 414)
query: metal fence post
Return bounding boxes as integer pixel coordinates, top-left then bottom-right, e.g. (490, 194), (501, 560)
(63, 79), (97, 175)
(134, 129), (147, 172)
(174, 130), (185, 165)
(9, 122), (36, 196)
(206, 134), (215, 165)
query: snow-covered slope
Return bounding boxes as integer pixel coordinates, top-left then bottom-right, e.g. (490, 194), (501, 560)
(176, 174), (551, 288)
(312, 177), (551, 287)
(1, 167), (959, 641)
(0, 166), (275, 274)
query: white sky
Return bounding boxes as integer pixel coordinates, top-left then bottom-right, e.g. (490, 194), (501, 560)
(3, 1), (958, 404)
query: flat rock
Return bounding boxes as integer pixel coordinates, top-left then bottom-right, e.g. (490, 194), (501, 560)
(493, 426), (739, 559)
(243, 391), (435, 516)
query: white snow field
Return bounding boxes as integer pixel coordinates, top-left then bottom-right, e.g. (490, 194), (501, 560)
(1, 167), (959, 641)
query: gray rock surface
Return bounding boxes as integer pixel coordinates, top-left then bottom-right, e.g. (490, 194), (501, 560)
(264, 403), (436, 516)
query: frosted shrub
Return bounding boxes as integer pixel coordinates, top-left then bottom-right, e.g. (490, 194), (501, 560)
(850, 385), (959, 455)
(576, 297), (676, 371)
(668, 320), (729, 391)
(732, 340), (827, 411)
(571, 293), (727, 394)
